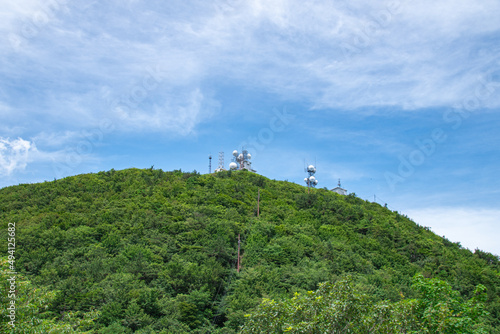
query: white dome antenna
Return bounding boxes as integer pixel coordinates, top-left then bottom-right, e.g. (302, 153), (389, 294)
(307, 165), (316, 173)
(304, 161), (318, 192)
(230, 148), (256, 172)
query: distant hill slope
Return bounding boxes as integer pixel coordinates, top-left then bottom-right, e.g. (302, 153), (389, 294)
(0, 168), (499, 333)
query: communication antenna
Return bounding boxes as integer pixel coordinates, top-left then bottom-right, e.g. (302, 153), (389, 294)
(214, 151), (226, 172)
(209, 155), (212, 174)
(229, 148), (256, 172)
(304, 163), (318, 193)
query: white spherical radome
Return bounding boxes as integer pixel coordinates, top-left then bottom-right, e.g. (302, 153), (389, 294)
(233, 150), (238, 157)
(247, 153), (252, 160)
(307, 165), (316, 173)
(229, 162), (238, 170)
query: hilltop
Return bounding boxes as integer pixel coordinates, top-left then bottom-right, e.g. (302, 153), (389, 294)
(0, 168), (499, 333)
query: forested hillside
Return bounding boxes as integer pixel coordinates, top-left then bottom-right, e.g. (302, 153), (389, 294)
(1, 168), (499, 333)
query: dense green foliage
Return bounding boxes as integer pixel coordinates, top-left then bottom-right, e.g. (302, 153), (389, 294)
(0, 258), (99, 333)
(241, 274), (488, 333)
(1, 168), (499, 332)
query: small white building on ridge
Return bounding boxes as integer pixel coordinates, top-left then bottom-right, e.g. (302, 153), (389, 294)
(331, 179), (347, 195)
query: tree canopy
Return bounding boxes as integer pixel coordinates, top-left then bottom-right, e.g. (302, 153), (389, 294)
(0, 168), (498, 332)
(241, 274), (488, 333)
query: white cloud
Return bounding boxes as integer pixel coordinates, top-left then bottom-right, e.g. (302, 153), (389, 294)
(0, 0), (69, 53)
(189, 0), (500, 110)
(405, 207), (500, 256)
(1, 0), (500, 141)
(112, 88), (218, 135)
(32, 130), (82, 148)
(0, 135), (85, 179)
(0, 1), (46, 30)
(0, 137), (37, 175)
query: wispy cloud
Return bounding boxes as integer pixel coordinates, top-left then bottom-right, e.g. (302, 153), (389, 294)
(115, 88), (216, 135)
(2, 0), (500, 148)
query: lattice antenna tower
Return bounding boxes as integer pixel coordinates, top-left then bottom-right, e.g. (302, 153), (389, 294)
(208, 155), (212, 174)
(214, 151), (226, 172)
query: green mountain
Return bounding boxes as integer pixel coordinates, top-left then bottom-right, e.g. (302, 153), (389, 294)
(1, 168), (499, 333)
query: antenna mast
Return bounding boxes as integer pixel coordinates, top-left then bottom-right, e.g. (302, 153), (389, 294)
(219, 152), (224, 170)
(209, 155), (212, 174)
(214, 152), (226, 172)
(304, 163), (318, 193)
(229, 148), (256, 172)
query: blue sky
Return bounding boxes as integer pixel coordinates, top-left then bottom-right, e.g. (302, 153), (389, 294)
(1, 0), (499, 255)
